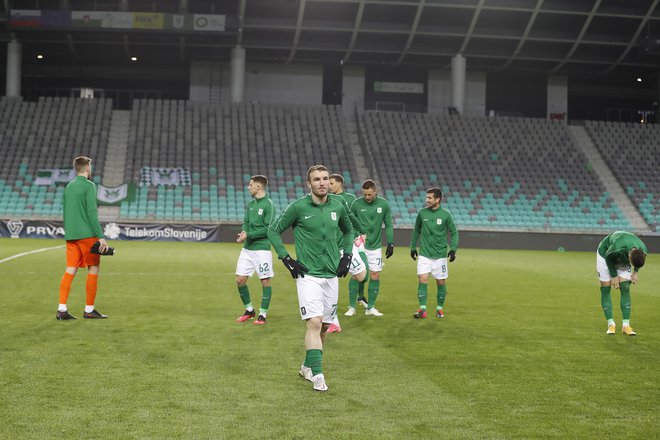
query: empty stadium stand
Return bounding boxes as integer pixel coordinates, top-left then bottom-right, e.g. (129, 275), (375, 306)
(361, 111), (631, 230)
(0, 97), (112, 218)
(0, 97), (651, 233)
(119, 100), (359, 221)
(585, 120), (660, 231)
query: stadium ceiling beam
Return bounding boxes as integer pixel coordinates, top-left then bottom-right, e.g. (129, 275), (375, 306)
(343, 0), (366, 64)
(236, 0), (247, 46)
(122, 35), (130, 59)
(394, 0), (426, 66)
(603, 0), (660, 74)
(458, 0), (485, 56)
(286, 0), (307, 63)
(498, 0), (544, 70)
(551, 0), (602, 73)
(179, 35), (185, 64)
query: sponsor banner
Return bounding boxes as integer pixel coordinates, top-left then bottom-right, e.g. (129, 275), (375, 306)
(15, 9), (225, 32)
(71, 11), (103, 27)
(374, 81), (425, 94)
(193, 14), (225, 31)
(0, 220), (65, 239)
(97, 183), (136, 205)
(133, 12), (164, 30)
(0, 220), (219, 242)
(42, 10), (72, 28)
(103, 222), (219, 242)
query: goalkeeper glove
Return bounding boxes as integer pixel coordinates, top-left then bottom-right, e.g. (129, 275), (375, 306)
(281, 255), (308, 279)
(410, 249), (418, 261)
(448, 250), (456, 262)
(336, 253), (352, 278)
(385, 243), (394, 259)
(90, 241), (115, 256)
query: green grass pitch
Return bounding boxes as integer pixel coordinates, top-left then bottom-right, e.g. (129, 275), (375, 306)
(1, 238), (658, 439)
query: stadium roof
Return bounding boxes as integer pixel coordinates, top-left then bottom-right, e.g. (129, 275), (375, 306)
(2, 0), (660, 78)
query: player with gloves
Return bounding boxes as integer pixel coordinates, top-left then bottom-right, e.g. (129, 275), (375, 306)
(349, 179), (395, 317)
(410, 188), (459, 319)
(267, 165), (354, 392)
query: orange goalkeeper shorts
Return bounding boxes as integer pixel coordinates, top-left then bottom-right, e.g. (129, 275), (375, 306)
(66, 237), (101, 268)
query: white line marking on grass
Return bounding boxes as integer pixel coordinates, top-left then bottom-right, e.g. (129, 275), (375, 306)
(0, 245), (65, 264)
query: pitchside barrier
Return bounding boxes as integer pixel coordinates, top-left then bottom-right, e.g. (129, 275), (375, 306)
(1, 219), (658, 251)
(0, 219), (219, 242)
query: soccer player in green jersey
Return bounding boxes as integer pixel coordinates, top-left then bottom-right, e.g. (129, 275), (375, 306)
(326, 174), (368, 333)
(235, 175), (276, 325)
(350, 179), (394, 316)
(57, 156), (109, 320)
(596, 231), (647, 336)
(410, 188), (459, 319)
(268, 165), (354, 392)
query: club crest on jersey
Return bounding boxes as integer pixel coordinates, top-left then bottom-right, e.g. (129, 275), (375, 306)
(331, 212), (337, 221)
(377, 207), (382, 214)
(437, 219), (442, 225)
(258, 208), (263, 215)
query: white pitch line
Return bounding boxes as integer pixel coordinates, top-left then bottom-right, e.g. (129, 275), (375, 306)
(0, 245), (65, 264)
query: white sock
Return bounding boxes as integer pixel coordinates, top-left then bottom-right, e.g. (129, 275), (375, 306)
(85, 305), (94, 313)
(607, 319), (615, 325)
(58, 304), (67, 312)
(245, 305), (254, 312)
(622, 320), (630, 326)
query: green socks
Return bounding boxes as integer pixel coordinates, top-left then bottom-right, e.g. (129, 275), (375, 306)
(348, 279), (359, 308)
(437, 284), (447, 309)
(620, 281), (631, 321)
(600, 286), (613, 321)
(305, 349), (323, 376)
(417, 283), (428, 309)
(368, 279), (380, 308)
(259, 286), (272, 315)
(238, 285), (251, 308)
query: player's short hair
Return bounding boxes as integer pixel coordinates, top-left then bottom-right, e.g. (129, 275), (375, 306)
(426, 187), (443, 200)
(307, 165), (328, 182)
(329, 174), (344, 184)
(362, 179), (376, 190)
(73, 156), (92, 173)
(250, 175), (268, 187)
(630, 248), (646, 269)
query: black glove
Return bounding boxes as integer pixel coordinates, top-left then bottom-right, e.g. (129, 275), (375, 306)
(448, 250), (456, 262)
(90, 241), (115, 256)
(410, 249), (418, 261)
(282, 255), (308, 279)
(385, 243), (394, 259)
(336, 253), (352, 278)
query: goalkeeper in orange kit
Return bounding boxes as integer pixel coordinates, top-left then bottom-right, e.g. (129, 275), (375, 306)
(57, 156), (110, 320)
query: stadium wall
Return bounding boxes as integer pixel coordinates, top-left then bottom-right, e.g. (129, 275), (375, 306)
(547, 75), (568, 118)
(243, 63), (323, 105)
(428, 69), (486, 116)
(215, 224), (660, 252)
(343, 65), (366, 117)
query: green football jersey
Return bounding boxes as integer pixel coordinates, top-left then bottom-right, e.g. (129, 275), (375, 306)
(597, 231), (648, 276)
(350, 196), (394, 250)
(242, 195), (276, 251)
(268, 194), (353, 278)
(331, 192), (365, 248)
(410, 206), (458, 259)
(63, 175), (104, 241)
